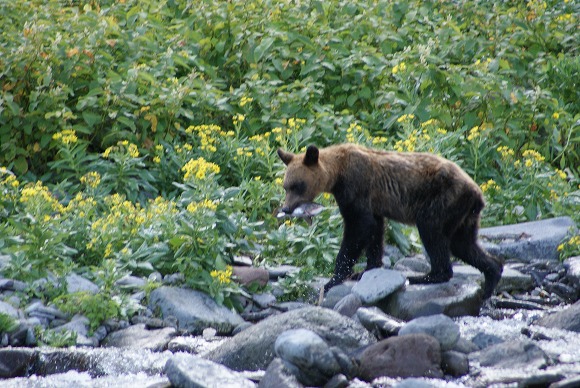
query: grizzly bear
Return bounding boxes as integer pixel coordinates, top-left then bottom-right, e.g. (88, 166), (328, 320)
(277, 143), (503, 299)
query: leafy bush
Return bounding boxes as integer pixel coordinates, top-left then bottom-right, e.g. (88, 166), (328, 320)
(0, 0), (578, 316)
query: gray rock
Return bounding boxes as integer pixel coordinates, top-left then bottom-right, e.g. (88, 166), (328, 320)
(564, 256), (580, 288)
(453, 263), (533, 294)
(356, 307), (404, 338)
(115, 275), (147, 290)
(380, 277), (482, 320)
(275, 329), (341, 386)
(470, 339), (549, 369)
(356, 333), (443, 381)
(0, 348), (37, 378)
(165, 353), (255, 388)
(321, 283), (355, 309)
(393, 256), (431, 274)
(470, 332), (504, 350)
(163, 273), (184, 285)
(66, 273), (99, 294)
(333, 293), (362, 317)
(267, 265), (300, 280)
(352, 268), (406, 304)
(479, 217), (576, 262)
(398, 314), (460, 351)
(453, 337), (479, 354)
(536, 300), (580, 332)
(253, 293), (277, 309)
(205, 306), (376, 371)
(233, 266), (269, 287)
(259, 358), (303, 388)
(0, 279), (27, 292)
(149, 286), (245, 335)
(101, 323), (176, 351)
(0, 301), (19, 318)
(441, 350), (469, 376)
(25, 302), (68, 320)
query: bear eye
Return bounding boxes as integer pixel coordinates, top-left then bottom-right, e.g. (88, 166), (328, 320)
(289, 181), (306, 195)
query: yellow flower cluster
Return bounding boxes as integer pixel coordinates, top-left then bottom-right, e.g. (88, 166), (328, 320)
(372, 136), (388, 145)
(20, 181), (64, 213)
(497, 146), (515, 159)
(480, 179), (500, 193)
(186, 198), (218, 214)
(558, 236), (580, 252)
(186, 124), (233, 153)
(346, 123), (363, 143)
(394, 128), (431, 152)
(522, 149), (545, 163)
(210, 266), (233, 284)
(233, 114), (245, 126)
(397, 114), (415, 123)
(392, 62), (407, 74)
(80, 171), (101, 188)
(0, 167), (19, 189)
(182, 157), (220, 181)
(63, 192), (97, 218)
(286, 118), (306, 130)
(239, 96), (253, 107)
(103, 140), (139, 159)
(467, 125), (481, 141)
(236, 147), (253, 158)
(555, 169), (567, 180)
(175, 143), (193, 154)
(52, 129), (78, 145)
(421, 119), (437, 128)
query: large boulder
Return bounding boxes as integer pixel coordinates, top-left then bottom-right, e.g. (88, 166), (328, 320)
(355, 334), (443, 381)
(101, 323), (176, 351)
(479, 217), (576, 262)
(351, 268), (406, 304)
(148, 286), (245, 335)
(379, 277), (482, 320)
(535, 300), (580, 332)
(398, 314), (460, 351)
(205, 306), (376, 371)
(165, 353), (255, 388)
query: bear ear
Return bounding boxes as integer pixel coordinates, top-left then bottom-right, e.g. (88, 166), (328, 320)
(303, 145), (319, 166)
(277, 148), (294, 166)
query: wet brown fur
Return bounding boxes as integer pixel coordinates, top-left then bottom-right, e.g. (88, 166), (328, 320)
(278, 143), (503, 299)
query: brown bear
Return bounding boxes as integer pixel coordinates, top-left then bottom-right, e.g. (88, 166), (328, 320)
(277, 143), (503, 299)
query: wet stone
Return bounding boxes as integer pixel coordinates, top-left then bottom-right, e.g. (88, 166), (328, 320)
(351, 268), (406, 304)
(399, 314), (460, 351)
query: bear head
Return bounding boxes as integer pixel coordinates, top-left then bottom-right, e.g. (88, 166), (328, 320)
(277, 145), (329, 214)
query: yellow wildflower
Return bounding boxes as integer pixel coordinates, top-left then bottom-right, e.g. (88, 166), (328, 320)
(52, 129), (78, 145)
(210, 266), (233, 284)
(240, 96), (254, 107)
(397, 114), (415, 123)
(80, 172), (101, 188)
(467, 126), (480, 141)
(480, 179), (500, 193)
(182, 157), (220, 181)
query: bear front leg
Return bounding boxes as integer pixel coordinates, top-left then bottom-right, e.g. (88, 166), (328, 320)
(324, 213), (374, 293)
(408, 221), (453, 285)
(365, 216), (385, 271)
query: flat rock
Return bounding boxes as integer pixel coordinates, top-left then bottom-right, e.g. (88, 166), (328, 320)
(233, 266), (269, 287)
(0, 348), (37, 378)
(356, 307), (404, 338)
(205, 306), (376, 371)
(352, 268), (406, 304)
(536, 300), (580, 332)
(101, 323), (176, 351)
(479, 217), (576, 262)
(333, 293), (362, 317)
(275, 328), (341, 386)
(470, 339), (549, 369)
(259, 358), (303, 388)
(149, 286), (245, 335)
(398, 314), (460, 351)
(564, 256), (580, 288)
(453, 263), (533, 294)
(355, 333), (443, 381)
(379, 277), (482, 320)
(66, 273), (99, 294)
(0, 301), (19, 318)
(165, 353), (255, 388)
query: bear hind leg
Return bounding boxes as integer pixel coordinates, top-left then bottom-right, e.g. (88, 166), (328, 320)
(408, 223), (453, 285)
(450, 217), (503, 299)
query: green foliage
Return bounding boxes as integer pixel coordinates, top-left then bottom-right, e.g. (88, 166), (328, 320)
(34, 327), (78, 348)
(54, 292), (122, 333)
(0, 0), (578, 311)
(0, 312), (18, 334)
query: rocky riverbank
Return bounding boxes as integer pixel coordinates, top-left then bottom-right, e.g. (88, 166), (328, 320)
(1, 217), (579, 387)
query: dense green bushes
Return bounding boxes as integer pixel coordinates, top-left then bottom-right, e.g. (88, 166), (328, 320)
(0, 0), (578, 313)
